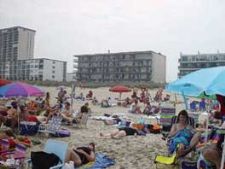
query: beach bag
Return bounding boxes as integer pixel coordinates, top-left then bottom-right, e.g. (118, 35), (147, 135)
(51, 129), (71, 137)
(181, 160), (197, 169)
(150, 124), (161, 134)
(31, 151), (61, 169)
(20, 121), (39, 136)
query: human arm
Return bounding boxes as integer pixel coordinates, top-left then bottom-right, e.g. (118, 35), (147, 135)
(75, 149), (95, 162)
(167, 124), (178, 139)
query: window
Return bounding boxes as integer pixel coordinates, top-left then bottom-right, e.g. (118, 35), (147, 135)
(52, 75), (55, 79)
(52, 70), (55, 73)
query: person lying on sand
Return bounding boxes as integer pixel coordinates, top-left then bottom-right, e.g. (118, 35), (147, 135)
(100, 124), (148, 139)
(67, 143), (95, 167)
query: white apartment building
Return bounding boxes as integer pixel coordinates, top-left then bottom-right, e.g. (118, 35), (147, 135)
(178, 52), (225, 78)
(0, 26), (67, 82)
(15, 58), (67, 82)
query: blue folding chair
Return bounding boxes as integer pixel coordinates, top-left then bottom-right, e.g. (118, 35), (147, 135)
(27, 139), (68, 169)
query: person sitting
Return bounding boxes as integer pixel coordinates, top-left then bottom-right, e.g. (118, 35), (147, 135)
(131, 90), (138, 99)
(0, 101), (18, 129)
(101, 99), (110, 108)
(143, 102), (152, 115)
(122, 97), (132, 107)
(139, 89), (146, 102)
(86, 90), (93, 99)
(61, 102), (73, 124)
(92, 97), (98, 105)
(197, 129), (225, 169)
(167, 110), (196, 156)
(45, 104), (61, 123)
(199, 98), (206, 111)
(163, 94), (171, 102)
(129, 100), (142, 114)
(72, 105), (88, 124)
(67, 142), (95, 167)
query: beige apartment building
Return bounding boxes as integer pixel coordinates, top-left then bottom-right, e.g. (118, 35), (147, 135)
(74, 51), (166, 84)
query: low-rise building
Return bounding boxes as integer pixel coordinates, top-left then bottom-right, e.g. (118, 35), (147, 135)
(178, 52), (225, 77)
(74, 50), (166, 84)
(10, 58), (67, 81)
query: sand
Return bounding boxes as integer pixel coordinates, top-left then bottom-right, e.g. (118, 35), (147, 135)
(28, 86), (185, 169)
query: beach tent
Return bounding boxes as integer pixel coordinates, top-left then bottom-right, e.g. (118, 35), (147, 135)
(109, 85), (131, 100)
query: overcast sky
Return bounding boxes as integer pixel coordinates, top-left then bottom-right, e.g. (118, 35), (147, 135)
(1, 0), (225, 82)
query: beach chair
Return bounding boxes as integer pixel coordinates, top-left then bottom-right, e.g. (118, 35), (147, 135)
(73, 113), (89, 128)
(160, 107), (176, 138)
(27, 139), (68, 169)
(38, 115), (63, 136)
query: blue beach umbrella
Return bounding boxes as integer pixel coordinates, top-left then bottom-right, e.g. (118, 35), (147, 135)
(167, 66), (225, 169)
(166, 66), (225, 97)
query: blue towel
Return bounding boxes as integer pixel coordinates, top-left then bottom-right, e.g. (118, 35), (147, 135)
(86, 153), (115, 169)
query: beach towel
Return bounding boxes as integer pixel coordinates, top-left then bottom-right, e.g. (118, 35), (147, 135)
(79, 153), (115, 169)
(168, 128), (194, 154)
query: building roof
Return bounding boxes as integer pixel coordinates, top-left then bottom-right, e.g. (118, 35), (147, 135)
(74, 50), (165, 57)
(18, 58), (66, 63)
(0, 26), (36, 32)
(181, 52), (225, 57)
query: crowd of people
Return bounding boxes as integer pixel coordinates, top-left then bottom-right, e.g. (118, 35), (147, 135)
(1, 85), (225, 169)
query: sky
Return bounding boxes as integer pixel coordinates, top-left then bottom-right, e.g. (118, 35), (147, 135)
(1, 0), (225, 82)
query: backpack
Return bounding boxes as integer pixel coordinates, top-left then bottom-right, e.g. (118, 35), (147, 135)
(31, 151), (61, 169)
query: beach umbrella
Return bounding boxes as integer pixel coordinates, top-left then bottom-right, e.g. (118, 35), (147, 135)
(166, 66), (225, 97)
(166, 67), (225, 169)
(0, 82), (44, 97)
(0, 79), (11, 87)
(109, 85), (131, 100)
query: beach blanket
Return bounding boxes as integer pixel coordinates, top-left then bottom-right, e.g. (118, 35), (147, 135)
(168, 128), (194, 154)
(79, 153), (115, 169)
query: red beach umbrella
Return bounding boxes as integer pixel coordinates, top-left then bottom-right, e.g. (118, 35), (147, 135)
(0, 79), (11, 87)
(109, 85), (131, 100)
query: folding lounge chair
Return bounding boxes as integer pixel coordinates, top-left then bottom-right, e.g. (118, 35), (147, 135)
(160, 107), (176, 138)
(73, 113), (89, 128)
(38, 115), (63, 136)
(27, 139), (68, 169)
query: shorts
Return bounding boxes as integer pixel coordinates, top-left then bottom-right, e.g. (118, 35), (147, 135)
(119, 127), (137, 136)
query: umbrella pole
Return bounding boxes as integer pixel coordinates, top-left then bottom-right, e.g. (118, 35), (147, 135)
(182, 91), (188, 110)
(221, 135), (225, 169)
(119, 93), (122, 101)
(174, 94), (177, 109)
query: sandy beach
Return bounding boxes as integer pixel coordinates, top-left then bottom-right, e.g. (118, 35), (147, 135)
(28, 86), (185, 169)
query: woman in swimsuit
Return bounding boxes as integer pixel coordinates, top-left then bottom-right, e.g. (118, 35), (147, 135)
(100, 125), (140, 139)
(68, 143), (95, 167)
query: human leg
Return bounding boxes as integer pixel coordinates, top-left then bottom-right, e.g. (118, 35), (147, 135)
(111, 130), (127, 139)
(100, 129), (120, 138)
(202, 146), (220, 169)
(177, 132), (201, 157)
(69, 149), (82, 166)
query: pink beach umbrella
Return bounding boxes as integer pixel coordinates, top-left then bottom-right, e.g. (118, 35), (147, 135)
(0, 82), (44, 98)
